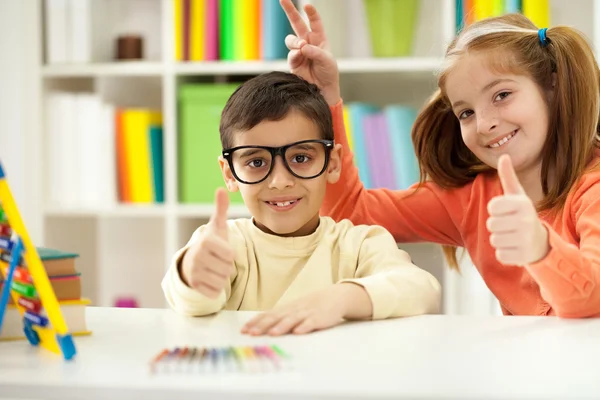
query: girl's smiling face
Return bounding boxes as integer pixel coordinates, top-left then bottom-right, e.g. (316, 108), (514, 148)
(444, 51), (551, 181)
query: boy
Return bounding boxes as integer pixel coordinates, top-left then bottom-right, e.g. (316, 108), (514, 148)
(161, 71), (441, 336)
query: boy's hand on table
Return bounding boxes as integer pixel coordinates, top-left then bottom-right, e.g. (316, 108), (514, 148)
(180, 188), (235, 298)
(241, 283), (372, 336)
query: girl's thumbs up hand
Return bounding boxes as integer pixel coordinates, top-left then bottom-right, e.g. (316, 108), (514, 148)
(180, 188), (235, 298)
(486, 155), (549, 266)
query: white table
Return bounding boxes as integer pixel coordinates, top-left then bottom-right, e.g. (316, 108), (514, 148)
(0, 307), (599, 400)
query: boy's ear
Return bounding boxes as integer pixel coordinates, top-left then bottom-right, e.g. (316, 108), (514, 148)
(326, 143), (343, 184)
(219, 156), (239, 192)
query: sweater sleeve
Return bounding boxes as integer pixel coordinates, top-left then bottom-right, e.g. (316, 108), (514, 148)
(525, 180), (600, 318)
(322, 100), (463, 246)
(339, 225), (442, 319)
(161, 225), (235, 317)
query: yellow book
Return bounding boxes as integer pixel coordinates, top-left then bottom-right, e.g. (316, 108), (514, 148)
(474, 0), (494, 20)
(232, 0), (244, 60)
(492, 0), (504, 16)
(190, 0), (205, 61)
(523, 0), (550, 28)
(242, 0), (259, 60)
(343, 105), (354, 152)
(174, 0), (183, 61)
(123, 110), (163, 203)
(0, 299), (91, 341)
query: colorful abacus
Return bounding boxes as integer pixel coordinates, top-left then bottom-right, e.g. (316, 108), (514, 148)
(150, 345), (291, 374)
(0, 161), (76, 360)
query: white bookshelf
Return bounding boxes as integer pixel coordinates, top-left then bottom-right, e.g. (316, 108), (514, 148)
(31, 0), (600, 314)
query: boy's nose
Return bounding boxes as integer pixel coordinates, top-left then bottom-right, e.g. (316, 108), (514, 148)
(267, 157), (295, 189)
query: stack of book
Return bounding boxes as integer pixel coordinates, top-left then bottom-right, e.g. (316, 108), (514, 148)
(456, 0), (550, 32)
(0, 247), (90, 341)
(343, 102), (420, 190)
(45, 91), (165, 208)
(174, 0), (294, 61)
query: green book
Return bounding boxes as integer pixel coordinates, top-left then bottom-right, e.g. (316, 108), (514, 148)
(178, 83), (244, 204)
(36, 247), (79, 260)
(219, 0), (235, 60)
(0, 247), (78, 266)
(149, 125), (165, 203)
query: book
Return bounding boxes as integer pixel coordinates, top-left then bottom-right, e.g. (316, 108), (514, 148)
(0, 247), (78, 277)
(178, 84), (244, 204)
(0, 299), (91, 341)
(0, 274), (82, 303)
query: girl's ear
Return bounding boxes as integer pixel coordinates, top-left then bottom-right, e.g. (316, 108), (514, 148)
(219, 156), (239, 192)
(546, 72), (557, 102)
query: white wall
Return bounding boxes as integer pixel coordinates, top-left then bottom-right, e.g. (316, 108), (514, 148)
(0, 0), (43, 243)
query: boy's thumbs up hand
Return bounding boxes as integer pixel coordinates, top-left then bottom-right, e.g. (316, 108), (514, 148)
(207, 188), (230, 241)
(486, 155), (549, 266)
(180, 188), (235, 298)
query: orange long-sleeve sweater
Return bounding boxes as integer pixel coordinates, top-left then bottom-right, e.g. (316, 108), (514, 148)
(322, 100), (600, 318)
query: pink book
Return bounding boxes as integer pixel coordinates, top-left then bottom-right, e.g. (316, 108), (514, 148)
(373, 113), (397, 189)
(363, 113), (396, 189)
(363, 114), (382, 189)
(205, 0), (218, 60)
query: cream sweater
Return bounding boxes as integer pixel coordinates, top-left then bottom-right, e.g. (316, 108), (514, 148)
(161, 217), (441, 320)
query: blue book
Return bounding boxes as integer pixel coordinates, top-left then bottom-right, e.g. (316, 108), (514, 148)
(261, 0), (293, 60)
(347, 103), (378, 189)
(456, 0), (464, 32)
(504, 0), (522, 13)
(384, 105), (419, 189)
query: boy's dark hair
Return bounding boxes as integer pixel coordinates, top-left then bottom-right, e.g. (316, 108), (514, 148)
(219, 71), (333, 149)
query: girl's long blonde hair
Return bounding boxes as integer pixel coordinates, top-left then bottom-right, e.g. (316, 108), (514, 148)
(411, 14), (600, 269)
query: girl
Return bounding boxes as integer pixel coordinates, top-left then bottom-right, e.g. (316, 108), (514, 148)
(279, 0), (600, 318)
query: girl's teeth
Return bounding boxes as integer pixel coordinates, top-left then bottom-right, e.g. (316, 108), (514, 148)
(489, 131), (516, 148)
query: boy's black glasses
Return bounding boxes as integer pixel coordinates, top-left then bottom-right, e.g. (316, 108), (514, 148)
(222, 139), (334, 184)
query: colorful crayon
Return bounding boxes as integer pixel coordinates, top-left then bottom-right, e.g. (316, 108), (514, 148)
(148, 345), (291, 373)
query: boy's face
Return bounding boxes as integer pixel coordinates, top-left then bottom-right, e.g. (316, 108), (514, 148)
(219, 110), (342, 237)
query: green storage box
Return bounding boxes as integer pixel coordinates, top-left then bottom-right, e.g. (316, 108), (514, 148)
(178, 83), (244, 204)
(364, 0), (420, 57)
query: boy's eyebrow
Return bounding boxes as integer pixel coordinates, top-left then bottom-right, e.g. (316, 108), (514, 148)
(291, 143), (318, 150)
(451, 78), (517, 109)
(238, 148), (267, 157)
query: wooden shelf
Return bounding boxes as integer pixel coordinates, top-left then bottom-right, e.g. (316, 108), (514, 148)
(41, 61), (164, 77)
(29, 0), (502, 311)
(41, 58), (442, 78)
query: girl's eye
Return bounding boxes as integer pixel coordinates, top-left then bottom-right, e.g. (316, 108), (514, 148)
(495, 91), (510, 101)
(458, 110), (474, 120)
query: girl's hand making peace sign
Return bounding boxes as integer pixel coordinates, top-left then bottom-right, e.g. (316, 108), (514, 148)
(279, 0), (341, 106)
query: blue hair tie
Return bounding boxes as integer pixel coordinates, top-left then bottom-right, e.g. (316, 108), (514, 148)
(538, 28), (549, 47)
